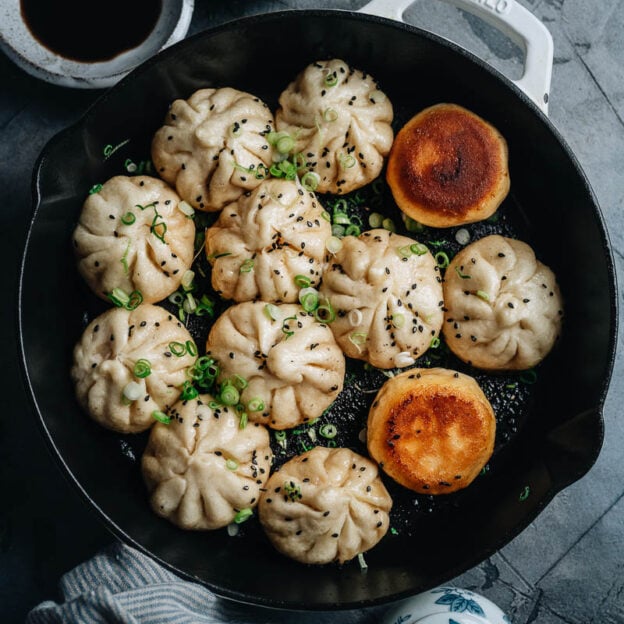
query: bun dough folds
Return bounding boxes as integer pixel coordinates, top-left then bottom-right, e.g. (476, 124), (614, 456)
(205, 178), (330, 303)
(142, 395), (272, 530)
(205, 301), (345, 430)
(367, 368), (496, 495)
(319, 229), (444, 369)
(276, 59), (394, 194)
(151, 87), (275, 211)
(386, 103), (510, 227)
(442, 235), (563, 370)
(73, 175), (195, 304)
(71, 304), (196, 433)
(259, 446), (392, 564)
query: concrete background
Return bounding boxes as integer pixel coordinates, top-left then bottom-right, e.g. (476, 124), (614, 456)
(1, 1), (622, 622)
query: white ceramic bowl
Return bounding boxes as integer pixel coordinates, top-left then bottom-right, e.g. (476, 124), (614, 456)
(0, 0), (194, 88)
(383, 586), (512, 624)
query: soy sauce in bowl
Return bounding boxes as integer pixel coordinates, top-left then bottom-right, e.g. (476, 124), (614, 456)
(20, 0), (163, 63)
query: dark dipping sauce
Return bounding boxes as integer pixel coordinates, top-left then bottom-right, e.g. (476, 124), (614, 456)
(20, 0), (163, 63)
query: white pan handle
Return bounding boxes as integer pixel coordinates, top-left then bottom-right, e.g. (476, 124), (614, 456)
(358, 0), (553, 115)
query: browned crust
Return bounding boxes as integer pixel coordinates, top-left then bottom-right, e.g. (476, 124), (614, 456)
(367, 368), (496, 494)
(386, 103), (510, 228)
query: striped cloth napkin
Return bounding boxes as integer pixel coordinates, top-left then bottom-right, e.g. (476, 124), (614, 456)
(26, 541), (382, 623)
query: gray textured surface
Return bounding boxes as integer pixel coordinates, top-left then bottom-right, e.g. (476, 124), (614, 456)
(1, 1), (622, 622)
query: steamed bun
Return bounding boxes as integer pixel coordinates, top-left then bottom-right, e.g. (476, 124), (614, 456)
(319, 229), (444, 369)
(151, 87), (275, 211)
(259, 447), (392, 565)
(205, 301), (345, 430)
(142, 395), (272, 530)
(442, 235), (563, 370)
(71, 304), (196, 433)
(72, 175), (195, 304)
(276, 59), (393, 194)
(205, 178), (330, 303)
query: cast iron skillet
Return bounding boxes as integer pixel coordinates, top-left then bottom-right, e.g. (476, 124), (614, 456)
(18, 8), (618, 611)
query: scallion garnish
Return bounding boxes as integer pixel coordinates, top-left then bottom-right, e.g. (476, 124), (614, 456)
(315, 298), (336, 323)
(476, 290), (491, 302)
(455, 266), (471, 279)
(247, 398), (265, 412)
(382, 218), (395, 232)
(368, 213), (383, 228)
(434, 251), (450, 269)
(108, 287), (143, 310)
(169, 341), (187, 357)
(239, 412), (248, 429)
(150, 215), (167, 244)
(152, 410), (171, 425)
(177, 200), (195, 217)
(410, 243), (428, 256)
(319, 423), (337, 439)
(403, 215), (424, 233)
(121, 211), (135, 225)
(324, 72), (338, 87)
(294, 275), (312, 288)
(299, 287), (320, 313)
(322, 107), (338, 122)
(240, 258), (254, 273)
(392, 313), (405, 328)
(349, 332), (367, 351)
(185, 340), (198, 357)
(226, 459), (239, 471)
(180, 380), (199, 401)
(133, 359), (151, 378)
(234, 508), (253, 524)
(338, 153), (356, 170)
(283, 480), (303, 501)
(325, 236), (343, 255)
(122, 381), (143, 402)
(264, 303), (281, 322)
(282, 315), (297, 339)
(430, 336), (441, 349)
(89, 184), (103, 195)
(300, 171), (320, 191)
(220, 383), (240, 406)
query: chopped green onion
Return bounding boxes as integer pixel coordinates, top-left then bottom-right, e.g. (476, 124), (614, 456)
(240, 258), (254, 273)
(234, 508), (253, 524)
(181, 270), (195, 291)
(168, 292), (184, 305)
(122, 381), (143, 402)
(435, 251), (450, 268)
(314, 298), (336, 323)
(476, 290), (491, 302)
(300, 171), (319, 191)
(121, 211), (135, 225)
(226, 459), (239, 471)
(247, 398), (265, 412)
(331, 224), (346, 237)
(274, 431), (287, 441)
(294, 275), (312, 288)
(299, 287), (320, 313)
(321, 210), (331, 222)
(339, 153), (356, 169)
(345, 224), (361, 236)
(178, 200), (194, 217)
(207, 251), (232, 260)
(430, 336), (441, 349)
(349, 332), (368, 351)
(264, 303), (281, 322)
(120, 240), (131, 275)
(323, 107), (338, 122)
(382, 218), (395, 232)
(282, 315), (297, 339)
(231, 374), (248, 391)
(368, 212), (383, 228)
(150, 216), (167, 244)
(180, 380), (199, 401)
(397, 245), (412, 259)
(276, 134), (295, 154)
(455, 266), (471, 279)
(348, 309), (363, 327)
(519, 485), (530, 501)
(325, 236), (343, 254)
(185, 340), (197, 357)
(324, 72), (338, 87)
(410, 243), (428, 256)
(394, 351), (415, 367)
(133, 359), (152, 378)
(89, 184), (103, 195)
(319, 423), (337, 439)
(152, 410), (171, 425)
(403, 215), (424, 233)
(239, 412), (248, 429)
(220, 384), (240, 406)
(357, 552), (368, 571)
(108, 287), (143, 310)
(169, 341), (187, 357)
(455, 228), (470, 245)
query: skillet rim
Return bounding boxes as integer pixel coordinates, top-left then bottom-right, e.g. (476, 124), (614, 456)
(17, 8), (619, 611)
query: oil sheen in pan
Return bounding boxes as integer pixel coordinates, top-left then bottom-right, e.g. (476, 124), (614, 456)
(102, 162), (539, 543)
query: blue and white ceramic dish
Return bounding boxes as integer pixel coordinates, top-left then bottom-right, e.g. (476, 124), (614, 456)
(383, 586), (511, 624)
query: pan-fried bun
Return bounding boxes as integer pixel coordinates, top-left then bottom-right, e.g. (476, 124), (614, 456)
(258, 447), (392, 565)
(386, 103), (510, 228)
(73, 175), (195, 304)
(442, 235), (563, 370)
(71, 304), (196, 433)
(142, 395), (272, 530)
(276, 58), (394, 195)
(367, 368), (495, 495)
(151, 87), (275, 211)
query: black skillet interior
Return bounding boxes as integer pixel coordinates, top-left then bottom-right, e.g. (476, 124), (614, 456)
(19, 10), (617, 610)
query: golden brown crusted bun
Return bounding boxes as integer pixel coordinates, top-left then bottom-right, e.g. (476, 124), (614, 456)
(367, 367), (495, 495)
(386, 103), (510, 228)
